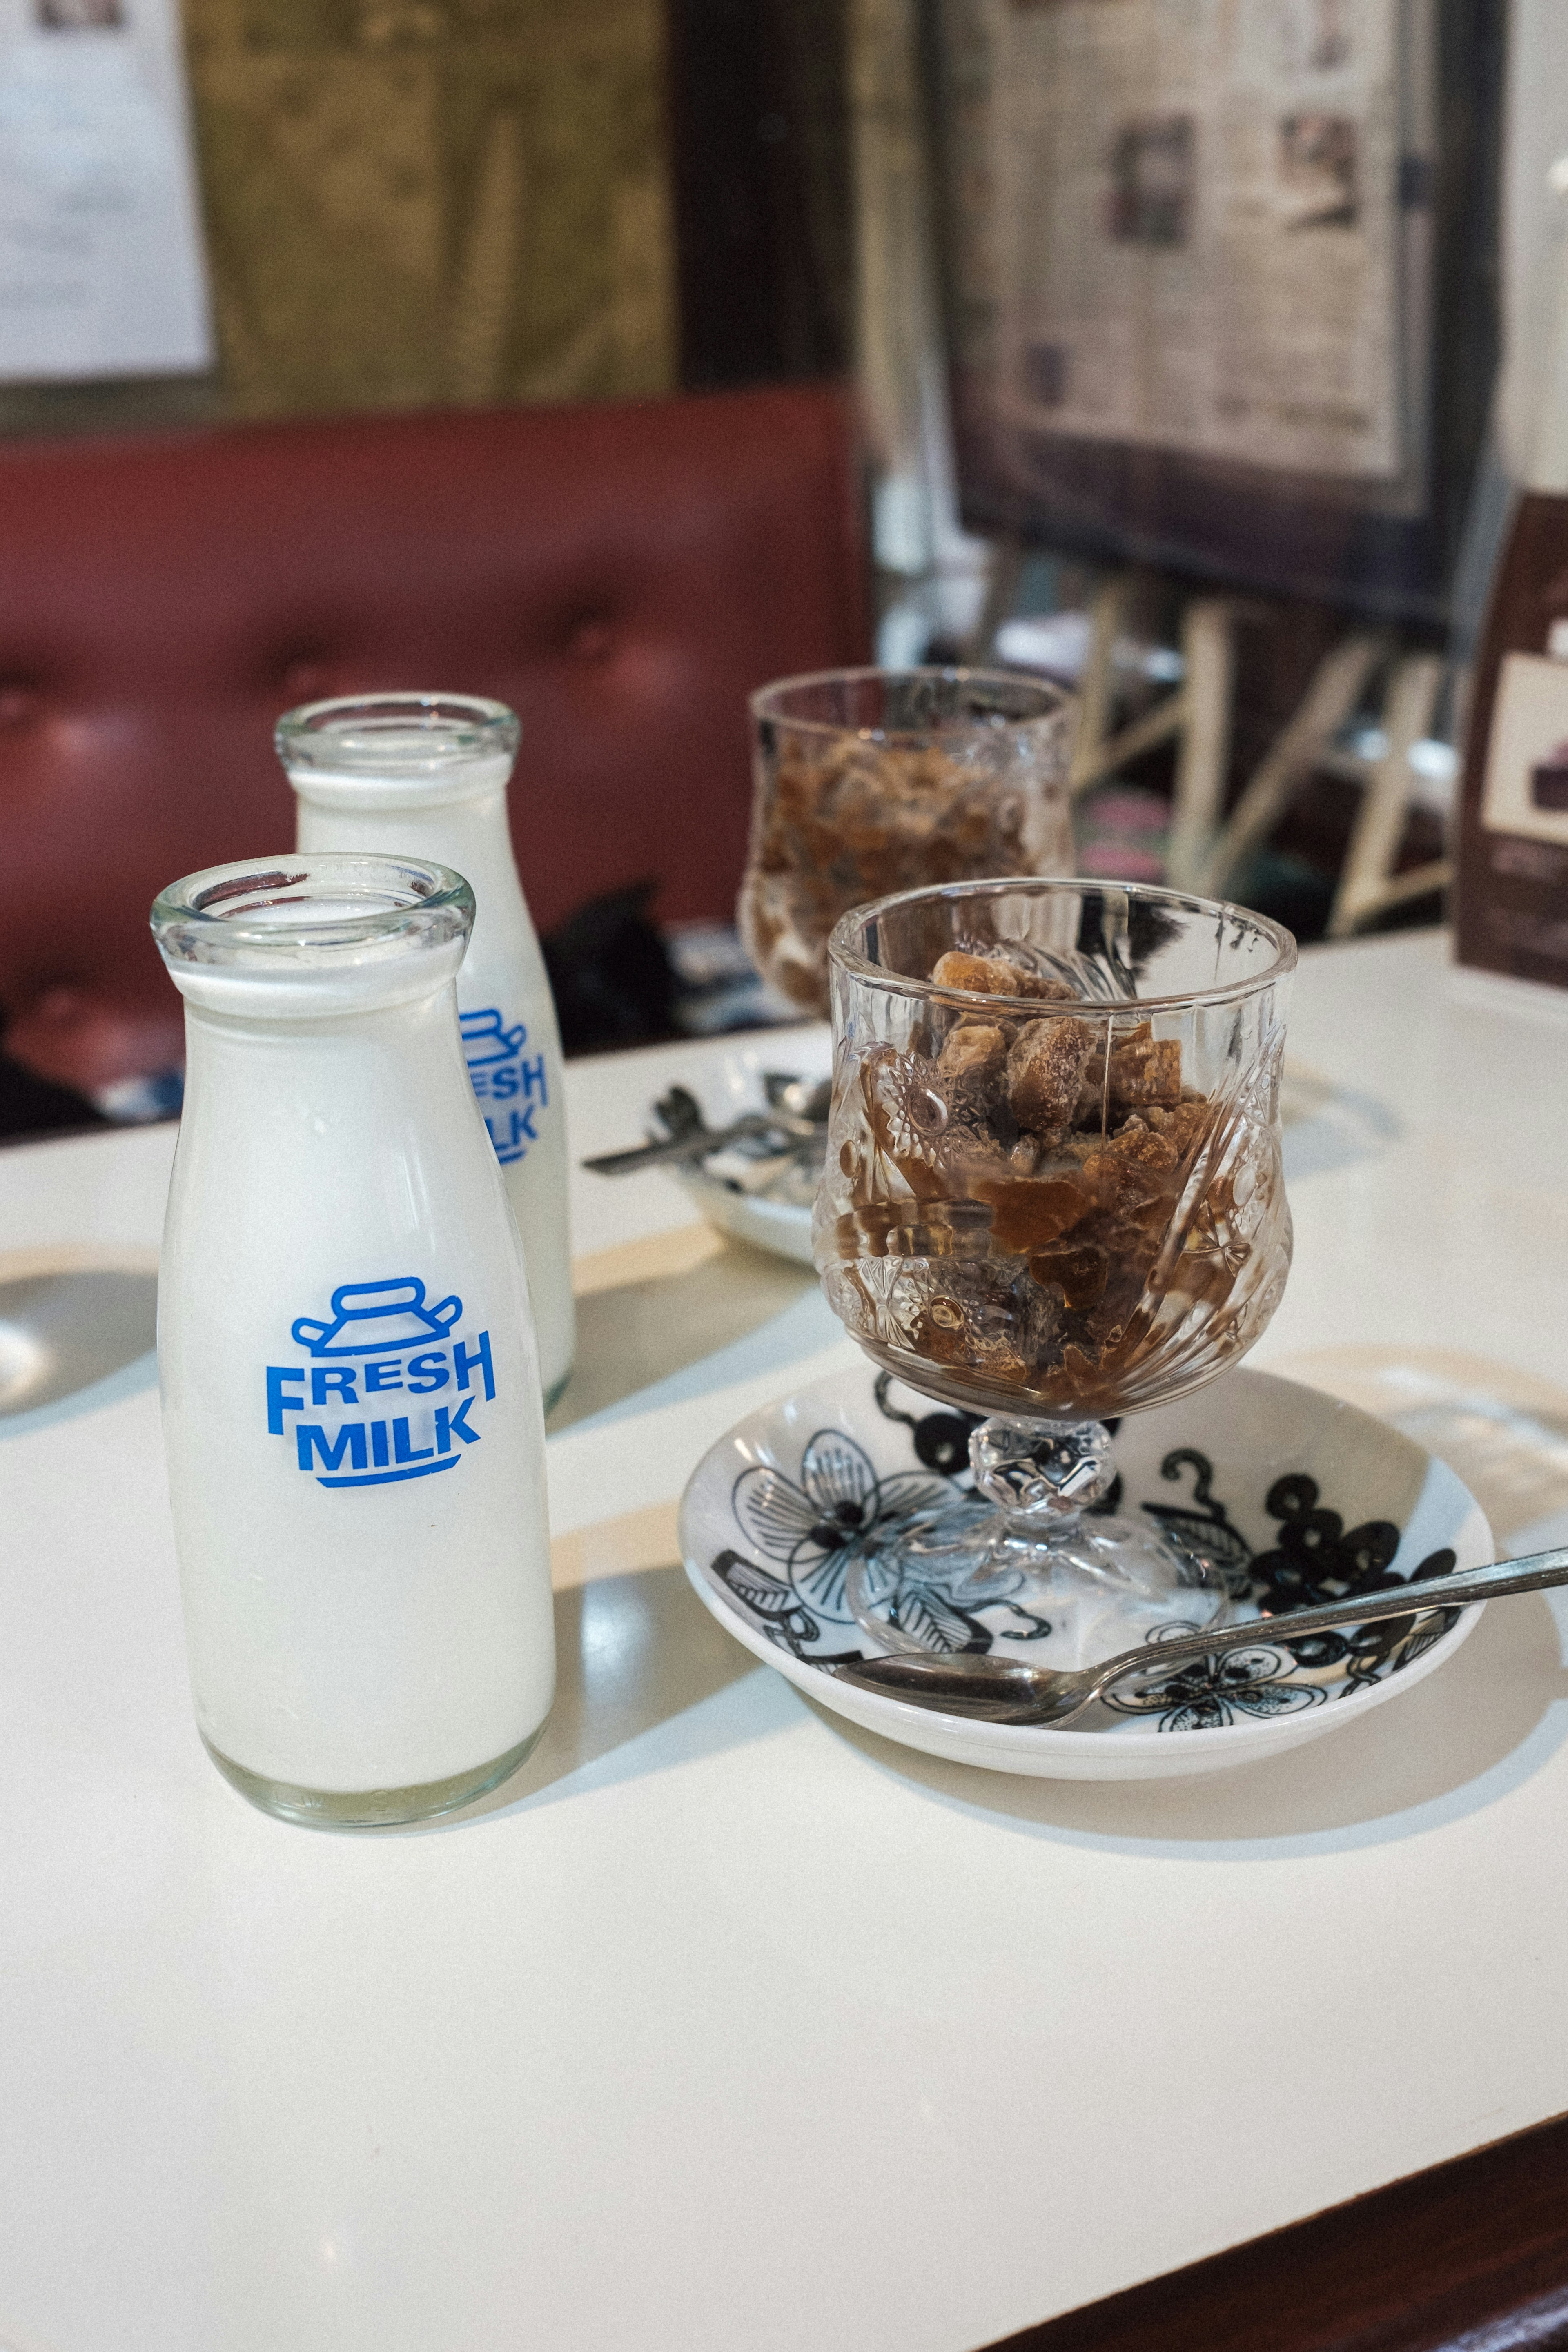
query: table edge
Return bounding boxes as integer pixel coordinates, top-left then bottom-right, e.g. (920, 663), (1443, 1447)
(982, 2104), (1568, 2352)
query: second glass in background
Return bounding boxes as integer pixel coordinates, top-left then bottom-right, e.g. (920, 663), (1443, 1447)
(738, 666), (1076, 1018)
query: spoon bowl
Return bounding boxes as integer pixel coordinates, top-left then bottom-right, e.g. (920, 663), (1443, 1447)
(584, 1071), (832, 1177)
(762, 1073), (833, 1132)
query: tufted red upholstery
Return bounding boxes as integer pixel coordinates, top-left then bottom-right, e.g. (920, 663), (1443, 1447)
(0, 383), (868, 1093)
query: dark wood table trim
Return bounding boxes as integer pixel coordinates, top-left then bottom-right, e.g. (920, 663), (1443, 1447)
(982, 2109), (1568, 2352)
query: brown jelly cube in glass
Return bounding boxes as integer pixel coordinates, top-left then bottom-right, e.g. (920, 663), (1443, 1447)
(1007, 1016), (1097, 1136)
(971, 1171), (1090, 1253)
(1028, 1241), (1110, 1308)
(930, 951), (1074, 1002)
(935, 1021), (1008, 1102)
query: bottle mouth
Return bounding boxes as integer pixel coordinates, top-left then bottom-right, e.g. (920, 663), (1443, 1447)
(152, 853), (474, 971)
(275, 693), (519, 777)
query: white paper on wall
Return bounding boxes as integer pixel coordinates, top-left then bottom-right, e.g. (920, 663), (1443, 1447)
(0, 0), (211, 382)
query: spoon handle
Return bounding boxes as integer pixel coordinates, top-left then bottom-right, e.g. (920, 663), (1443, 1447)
(581, 1115), (771, 1176)
(1096, 1541), (1568, 1701)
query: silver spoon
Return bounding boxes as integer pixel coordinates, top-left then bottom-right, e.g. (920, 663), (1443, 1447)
(762, 1074), (834, 1132)
(583, 1074), (831, 1176)
(820, 1544), (1568, 1729)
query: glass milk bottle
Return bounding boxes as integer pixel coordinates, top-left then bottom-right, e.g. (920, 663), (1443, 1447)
(151, 852), (556, 1828)
(278, 695), (575, 1409)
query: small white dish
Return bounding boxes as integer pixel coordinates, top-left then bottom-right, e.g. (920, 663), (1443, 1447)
(677, 1364), (1492, 1780)
(665, 1027), (832, 1267)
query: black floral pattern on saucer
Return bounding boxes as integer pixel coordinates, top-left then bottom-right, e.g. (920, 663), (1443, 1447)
(709, 1379), (1466, 1735)
(1089, 1457), (1462, 1728)
(729, 1427), (976, 1623)
(1139, 1449), (1256, 1595)
(1100, 1640), (1328, 1733)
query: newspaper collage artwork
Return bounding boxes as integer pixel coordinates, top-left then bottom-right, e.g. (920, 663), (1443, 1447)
(992, 0), (1411, 483)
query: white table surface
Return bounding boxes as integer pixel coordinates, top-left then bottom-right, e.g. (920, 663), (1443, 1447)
(3, 928), (1568, 2352)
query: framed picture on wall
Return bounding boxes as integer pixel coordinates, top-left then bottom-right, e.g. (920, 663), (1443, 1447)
(924, 0), (1502, 623)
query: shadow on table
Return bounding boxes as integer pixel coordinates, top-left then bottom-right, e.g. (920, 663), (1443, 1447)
(1279, 1062), (1401, 1183)
(426, 1564), (773, 1831)
(0, 1267), (158, 1433)
(548, 1238), (814, 1433)
(806, 1590), (1568, 1858)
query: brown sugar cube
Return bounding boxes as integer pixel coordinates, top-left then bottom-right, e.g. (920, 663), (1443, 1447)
(1074, 1022), (1184, 1123)
(1007, 1016), (1097, 1137)
(936, 1021), (1008, 1099)
(972, 1170), (1090, 1254)
(1145, 1099), (1212, 1155)
(1028, 1241), (1109, 1309)
(931, 950), (1076, 1003)
(1107, 1121), (1180, 1177)
(1105, 1020), (1181, 1102)
(1110, 1037), (1182, 1107)
(1078, 1129), (1176, 1214)
(939, 1126), (1012, 1194)
(1059, 1131), (1106, 1166)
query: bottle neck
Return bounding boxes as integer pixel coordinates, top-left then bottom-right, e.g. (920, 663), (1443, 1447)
(165, 934), (468, 1026)
(295, 785), (515, 880)
(174, 982), (483, 1195)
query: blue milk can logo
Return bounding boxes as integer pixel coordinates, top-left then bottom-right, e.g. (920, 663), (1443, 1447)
(461, 1006), (548, 1166)
(265, 1278), (497, 1489)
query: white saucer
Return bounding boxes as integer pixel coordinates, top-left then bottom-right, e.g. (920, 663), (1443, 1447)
(674, 1164), (817, 1267)
(677, 1364), (1492, 1780)
(665, 1027), (831, 1267)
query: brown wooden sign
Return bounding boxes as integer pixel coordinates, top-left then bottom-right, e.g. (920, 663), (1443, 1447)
(1457, 491), (1568, 987)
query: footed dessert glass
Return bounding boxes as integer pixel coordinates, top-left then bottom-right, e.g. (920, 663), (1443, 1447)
(739, 667), (1075, 1018)
(813, 878), (1296, 1666)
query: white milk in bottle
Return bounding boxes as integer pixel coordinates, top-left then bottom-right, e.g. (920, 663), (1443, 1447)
(152, 852), (555, 1826)
(279, 695), (575, 1408)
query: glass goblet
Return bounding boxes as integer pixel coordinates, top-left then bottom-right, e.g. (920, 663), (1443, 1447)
(739, 666), (1075, 1018)
(813, 878), (1296, 1666)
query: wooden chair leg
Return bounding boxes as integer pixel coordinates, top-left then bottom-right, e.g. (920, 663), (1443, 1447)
(962, 533), (1026, 668)
(1327, 653), (1447, 937)
(1068, 575), (1136, 795)
(1165, 599), (1236, 891)
(1197, 634), (1388, 903)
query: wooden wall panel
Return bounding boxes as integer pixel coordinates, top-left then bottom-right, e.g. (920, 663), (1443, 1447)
(0, 0), (677, 432)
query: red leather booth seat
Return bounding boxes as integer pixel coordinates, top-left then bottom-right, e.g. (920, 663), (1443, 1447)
(0, 384), (868, 1095)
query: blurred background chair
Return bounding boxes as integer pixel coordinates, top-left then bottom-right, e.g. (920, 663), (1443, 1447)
(0, 381), (868, 1116)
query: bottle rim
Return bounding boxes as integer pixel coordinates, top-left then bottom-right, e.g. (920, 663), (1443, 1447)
(151, 853), (474, 967)
(274, 692), (520, 774)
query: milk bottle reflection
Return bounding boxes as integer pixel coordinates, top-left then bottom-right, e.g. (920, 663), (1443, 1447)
(151, 854), (555, 1828)
(278, 695), (574, 1410)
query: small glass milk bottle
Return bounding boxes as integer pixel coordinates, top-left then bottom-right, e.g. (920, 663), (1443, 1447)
(152, 852), (556, 1827)
(277, 695), (575, 1409)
